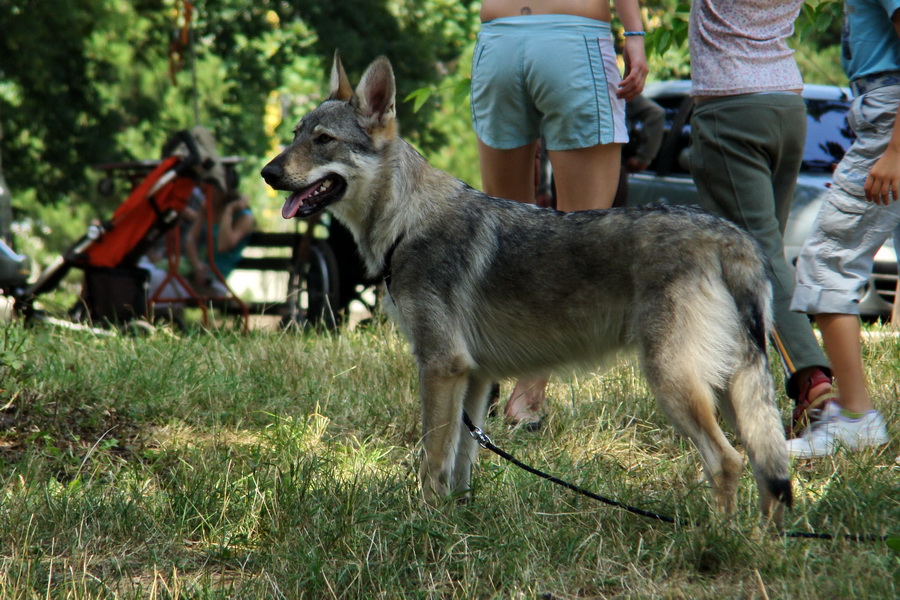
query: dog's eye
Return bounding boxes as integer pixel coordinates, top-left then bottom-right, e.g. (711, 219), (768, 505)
(314, 133), (334, 144)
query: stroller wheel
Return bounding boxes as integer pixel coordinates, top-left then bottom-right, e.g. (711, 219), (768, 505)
(283, 239), (341, 330)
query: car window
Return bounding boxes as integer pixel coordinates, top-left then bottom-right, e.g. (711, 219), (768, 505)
(803, 99), (854, 173)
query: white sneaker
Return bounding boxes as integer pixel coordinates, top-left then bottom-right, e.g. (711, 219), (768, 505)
(786, 401), (889, 458)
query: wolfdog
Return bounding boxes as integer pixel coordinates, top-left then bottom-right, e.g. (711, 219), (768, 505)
(261, 54), (793, 523)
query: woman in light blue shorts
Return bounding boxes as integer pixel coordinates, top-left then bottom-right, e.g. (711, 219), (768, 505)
(473, 0), (648, 427)
(472, 17), (628, 152)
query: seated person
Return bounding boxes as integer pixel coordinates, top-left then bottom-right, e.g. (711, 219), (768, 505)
(141, 173), (254, 303)
(184, 181), (255, 295)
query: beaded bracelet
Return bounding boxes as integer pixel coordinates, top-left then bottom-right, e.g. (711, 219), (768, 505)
(623, 31), (646, 37)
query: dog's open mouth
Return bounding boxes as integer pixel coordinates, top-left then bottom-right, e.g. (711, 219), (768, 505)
(281, 175), (347, 219)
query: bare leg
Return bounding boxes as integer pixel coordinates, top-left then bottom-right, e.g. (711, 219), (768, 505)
(548, 143), (622, 211)
(477, 139), (538, 204)
(786, 313), (888, 457)
(814, 313), (872, 413)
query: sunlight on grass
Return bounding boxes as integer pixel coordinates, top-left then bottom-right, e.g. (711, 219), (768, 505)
(0, 319), (897, 598)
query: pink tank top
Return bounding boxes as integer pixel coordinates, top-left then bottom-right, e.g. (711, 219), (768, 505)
(689, 0), (804, 97)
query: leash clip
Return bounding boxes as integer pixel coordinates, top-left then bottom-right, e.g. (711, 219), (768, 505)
(467, 424), (493, 449)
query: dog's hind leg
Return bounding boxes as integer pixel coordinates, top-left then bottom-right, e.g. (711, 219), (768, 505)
(451, 375), (492, 498)
(728, 355), (792, 527)
(716, 233), (792, 525)
(418, 355), (474, 504)
(642, 360), (744, 515)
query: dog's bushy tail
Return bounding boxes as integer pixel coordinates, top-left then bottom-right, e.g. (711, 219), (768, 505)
(720, 238), (793, 513)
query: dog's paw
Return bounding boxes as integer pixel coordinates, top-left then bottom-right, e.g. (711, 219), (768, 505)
(420, 471), (451, 507)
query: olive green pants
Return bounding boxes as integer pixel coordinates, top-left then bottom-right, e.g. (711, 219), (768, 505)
(690, 93), (830, 399)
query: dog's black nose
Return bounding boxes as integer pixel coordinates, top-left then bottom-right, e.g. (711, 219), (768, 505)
(261, 162), (283, 186)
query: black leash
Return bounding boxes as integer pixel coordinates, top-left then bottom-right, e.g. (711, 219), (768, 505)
(462, 411), (683, 525)
(462, 411), (895, 544)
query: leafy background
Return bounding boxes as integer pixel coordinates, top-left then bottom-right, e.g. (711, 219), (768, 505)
(0, 0), (844, 264)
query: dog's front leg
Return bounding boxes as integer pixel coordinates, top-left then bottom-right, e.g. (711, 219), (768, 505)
(418, 359), (471, 504)
(451, 375), (492, 497)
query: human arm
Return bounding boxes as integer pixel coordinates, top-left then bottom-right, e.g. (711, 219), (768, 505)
(613, 0), (648, 101)
(863, 9), (900, 204)
(216, 196), (255, 253)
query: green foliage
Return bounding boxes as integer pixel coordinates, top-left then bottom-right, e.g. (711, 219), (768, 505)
(0, 0), (478, 207)
(272, 0), (480, 152)
(645, 2), (690, 61)
(404, 40), (481, 186)
(0, 320), (30, 379)
(793, 0), (847, 85)
(641, 1), (691, 80)
(888, 537), (900, 556)
(797, 0), (844, 46)
(0, 0), (851, 261)
(0, 1), (170, 202)
(795, 42), (847, 87)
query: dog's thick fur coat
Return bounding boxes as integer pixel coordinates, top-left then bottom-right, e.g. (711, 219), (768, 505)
(262, 54), (793, 523)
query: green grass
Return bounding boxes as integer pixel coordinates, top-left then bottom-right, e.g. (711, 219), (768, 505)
(0, 318), (897, 599)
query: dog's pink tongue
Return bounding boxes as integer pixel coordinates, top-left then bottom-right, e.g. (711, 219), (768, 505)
(282, 193), (303, 219)
(282, 182), (326, 219)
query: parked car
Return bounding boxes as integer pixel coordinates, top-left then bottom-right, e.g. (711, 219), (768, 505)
(626, 80), (899, 319)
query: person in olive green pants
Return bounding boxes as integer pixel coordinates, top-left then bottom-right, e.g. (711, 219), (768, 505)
(689, 0), (835, 436)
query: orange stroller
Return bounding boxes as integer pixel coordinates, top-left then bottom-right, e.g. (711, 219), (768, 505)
(17, 128), (248, 329)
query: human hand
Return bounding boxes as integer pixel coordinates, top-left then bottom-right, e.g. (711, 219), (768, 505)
(230, 195), (250, 211)
(617, 36), (648, 102)
(864, 143), (900, 205)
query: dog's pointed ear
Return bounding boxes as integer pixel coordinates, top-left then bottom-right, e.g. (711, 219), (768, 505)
(328, 50), (354, 102)
(355, 56), (396, 131)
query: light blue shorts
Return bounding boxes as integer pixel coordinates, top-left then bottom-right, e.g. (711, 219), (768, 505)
(470, 15), (627, 151)
(791, 84), (900, 315)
